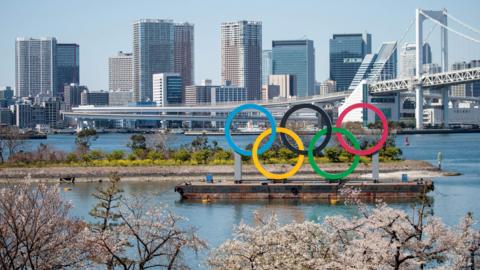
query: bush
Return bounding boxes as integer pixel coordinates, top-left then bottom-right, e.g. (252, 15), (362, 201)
(88, 150), (105, 160)
(277, 148), (295, 160)
(324, 147), (342, 163)
(191, 149), (210, 164)
(107, 150), (125, 161)
(213, 150), (231, 161)
(66, 152), (78, 163)
(380, 146), (403, 161)
(172, 148), (190, 162)
(146, 150), (164, 161)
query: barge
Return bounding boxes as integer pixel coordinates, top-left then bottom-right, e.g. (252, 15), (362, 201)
(174, 180), (434, 202)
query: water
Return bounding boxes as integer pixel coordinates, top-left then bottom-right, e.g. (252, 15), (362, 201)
(17, 133), (480, 268)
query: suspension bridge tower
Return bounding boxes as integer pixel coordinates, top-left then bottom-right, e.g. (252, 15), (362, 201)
(415, 9), (449, 129)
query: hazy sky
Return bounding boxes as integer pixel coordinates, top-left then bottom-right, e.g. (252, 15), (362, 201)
(1, 0), (480, 90)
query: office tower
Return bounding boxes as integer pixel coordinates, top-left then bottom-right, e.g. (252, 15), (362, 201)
(174, 23), (194, 88)
(268, 74), (296, 98)
(262, 50), (272, 85)
(152, 73), (183, 106)
(211, 85), (247, 104)
(44, 99), (63, 128)
(399, 42), (433, 77)
(133, 19), (175, 102)
(0, 108), (13, 125)
(15, 37), (57, 98)
(261, 84), (280, 101)
(15, 103), (33, 128)
(221, 21), (262, 100)
(81, 90), (109, 106)
(0, 86), (14, 108)
(329, 33), (371, 91)
(272, 40), (315, 96)
(451, 60), (480, 97)
(185, 84), (216, 105)
(109, 90), (133, 106)
(56, 43), (79, 97)
(64, 83), (87, 110)
(320, 80), (337, 95)
(109, 51), (133, 92)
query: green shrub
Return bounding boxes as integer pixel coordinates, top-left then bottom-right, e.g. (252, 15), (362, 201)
(66, 152), (78, 163)
(213, 150), (231, 161)
(107, 150), (125, 161)
(146, 150), (164, 161)
(88, 150), (105, 160)
(191, 149), (210, 164)
(324, 147), (342, 163)
(172, 148), (190, 162)
(380, 146), (403, 161)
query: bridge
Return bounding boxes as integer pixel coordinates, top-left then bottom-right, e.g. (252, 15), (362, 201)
(63, 8), (480, 130)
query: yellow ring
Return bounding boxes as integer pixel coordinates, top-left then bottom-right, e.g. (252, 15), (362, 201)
(252, 127), (304, 180)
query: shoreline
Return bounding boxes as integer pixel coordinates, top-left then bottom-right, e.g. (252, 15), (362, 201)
(0, 160), (457, 183)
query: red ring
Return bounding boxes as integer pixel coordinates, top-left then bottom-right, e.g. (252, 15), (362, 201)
(335, 103), (388, 156)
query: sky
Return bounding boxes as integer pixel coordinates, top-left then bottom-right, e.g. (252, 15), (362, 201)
(1, 0), (480, 90)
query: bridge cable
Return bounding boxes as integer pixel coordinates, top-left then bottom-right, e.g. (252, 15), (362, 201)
(445, 12), (480, 36)
(420, 10), (480, 44)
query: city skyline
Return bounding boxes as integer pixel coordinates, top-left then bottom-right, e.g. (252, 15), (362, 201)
(1, 0), (480, 91)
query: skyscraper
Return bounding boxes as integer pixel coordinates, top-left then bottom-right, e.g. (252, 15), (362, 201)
(152, 73), (183, 106)
(262, 50), (272, 85)
(133, 19), (175, 102)
(221, 21), (262, 100)
(109, 51), (133, 92)
(56, 43), (79, 97)
(329, 33), (371, 91)
(174, 23), (194, 88)
(15, 37), (57, 98)
(272, 40), (315, 97)
(399, 42), (433, 78)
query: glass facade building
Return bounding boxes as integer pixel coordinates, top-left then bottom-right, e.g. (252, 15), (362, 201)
(133, 19), (175, 102)
(174, 23), (194, 89)
(152, 73), (183, 106)
(329, 33), (371, 91)
(56, 43), (79, 98)
(262, 50), (272, 85)
(272, 40), (315, 97)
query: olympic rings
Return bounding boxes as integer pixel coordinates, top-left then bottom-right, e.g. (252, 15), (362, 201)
(308, 127), (360, 180)
(225, 103), (277, 156)
(252, 127), (305, 180)
(279, 103), (332, 156)
(336, 103), (388, 156)
(224, 102), (389, 180)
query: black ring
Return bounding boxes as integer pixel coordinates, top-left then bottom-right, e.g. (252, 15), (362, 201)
(279, 104), (332, 156)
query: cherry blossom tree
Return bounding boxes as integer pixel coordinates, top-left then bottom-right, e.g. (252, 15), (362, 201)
(208, 189), (480, 270)
(0, 182), (90, 269)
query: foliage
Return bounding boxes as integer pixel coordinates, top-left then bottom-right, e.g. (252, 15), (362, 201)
(75, 128), (98, 153)
(173, 148), (191, 162)
(107, 150), (125, 161)
(208, 189), (480, 269)
(324, 146), (342, 162)
(0, 182), (90, 269)
(128, 134), (147, 151)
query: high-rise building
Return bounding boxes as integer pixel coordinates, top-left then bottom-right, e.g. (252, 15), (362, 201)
(15, 37), (57, 98)
(399, 42), (433, 78)
(174, 23), (194, 89)
(133, 19), (175, 102)
(268, 74), (296, 98)
(152, 73), (183, 106)
(451, 60), (480, 97)
(320, 80), (337, 95)
(272, 40), (315, 96)
(261, 84), (280, 101)
(109, 51), (133, 92)
(185, 84), (216, 105)
(221, 21), (262, 100)
(15, 103), (33, 128)
(329, 33), (371, 91)
(64, 83), (87, 110)
(43, 99), (63, 128)
(56, 43), (79, 97)
(262, 50), (272, 85)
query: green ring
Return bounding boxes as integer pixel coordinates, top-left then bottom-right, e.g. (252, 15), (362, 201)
(308, 127), (360, 181)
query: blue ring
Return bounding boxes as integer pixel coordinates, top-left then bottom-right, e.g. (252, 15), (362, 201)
(225, 104), (277, 156)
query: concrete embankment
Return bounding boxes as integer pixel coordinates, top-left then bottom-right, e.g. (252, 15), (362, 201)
(0, 160), (454, 183)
